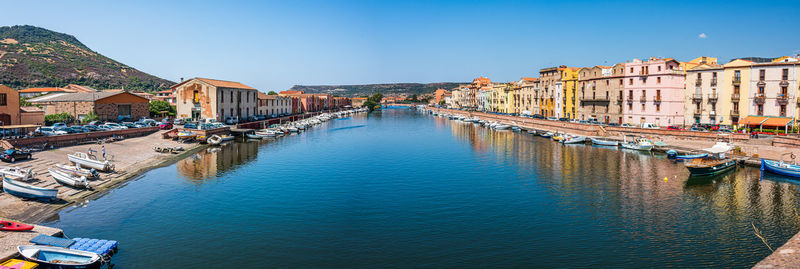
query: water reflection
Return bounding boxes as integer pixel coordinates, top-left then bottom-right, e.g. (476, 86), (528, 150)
(177, 139), (261, 183)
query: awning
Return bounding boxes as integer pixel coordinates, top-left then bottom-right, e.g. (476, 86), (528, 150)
(738, 116), (768, 126)
(762, 117), (794, 127)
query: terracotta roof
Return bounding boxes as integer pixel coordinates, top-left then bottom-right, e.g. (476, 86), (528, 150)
(172, 77), (256, 90)
(20, 106), (43, 112)
(64, 84), (97, 93)
(258, 92), (277, 100)
(28, 91), (147, 103)
(156, 89), (173, 94)
(521, 77), (538, 81)
(279, 90), (304, 95)
(762, 117), (794, 127)
(19, 87), (74, 93)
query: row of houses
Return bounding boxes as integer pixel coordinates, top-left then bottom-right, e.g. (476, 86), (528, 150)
(441, 55), (800, 129)
(172, 78), (351, 122)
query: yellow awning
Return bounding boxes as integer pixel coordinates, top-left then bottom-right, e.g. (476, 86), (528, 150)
(762, 117), (794, 127)
(738, 116), (768, 126)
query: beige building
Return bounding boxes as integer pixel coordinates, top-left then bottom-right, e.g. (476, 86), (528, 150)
(517, 78), (538, 115)
(723, 59), (754, 125)
(685, 61), (724, 126)
(257, 92), (292, 116)
(577, 64), (626, 123)
(173, 78), (258, 122)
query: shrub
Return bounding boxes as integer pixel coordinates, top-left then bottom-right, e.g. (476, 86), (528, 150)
(45, 113), (74, 125)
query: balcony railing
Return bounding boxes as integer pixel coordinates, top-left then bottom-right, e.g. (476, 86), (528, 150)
(757, 80), (766, 87)
(708, 93), (718, 103)
(654, 96), (662, 104)
(710, 78), (718, 86)
(731, 93), (740, 101)
(780, 80), (789, 87)
(640, 97), (647, 103)
(692, 93), (703, 103)
(778, 94), (789, 105)
(730, 110), (739, 117)
(626, 98), (633, 104)
(695, 78), (702, 86)
(732, 77), (741, 86)
(694, 110), (702, 116)
(754, 93), (766, 104)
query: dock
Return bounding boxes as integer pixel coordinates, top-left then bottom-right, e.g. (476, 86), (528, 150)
(0, 222), (62, 262)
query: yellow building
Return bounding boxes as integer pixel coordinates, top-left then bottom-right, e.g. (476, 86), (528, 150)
(560, 67), (580, 118)
(723, 59), (754, 126)
(490, 83), (507, 113)
(539, 67), (561, 117)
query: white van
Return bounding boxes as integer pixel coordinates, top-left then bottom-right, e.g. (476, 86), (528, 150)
(640, 123), (659, 129)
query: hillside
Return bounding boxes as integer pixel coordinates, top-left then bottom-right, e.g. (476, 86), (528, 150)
(290, 82), (466, 97)
(0, 25), (174, 91)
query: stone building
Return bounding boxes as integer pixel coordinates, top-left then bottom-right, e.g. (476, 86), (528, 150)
(29, 91), (149, 122)
(0, 85), (21, 125)
(577, 64), (626, 123)
(173, 78), (258, 122)
(684, 58), (723, 126)
(257, 92), (292, 116)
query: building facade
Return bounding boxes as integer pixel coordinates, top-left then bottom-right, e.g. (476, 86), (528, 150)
(748, 57), (799, 118)
(517, 77), (538, 115)
(560, 67), (580, 119)
(173, 78), (258, 122)
(684, 62), (724, 126)
(257, 92), (292, 116)
(723, 59), (754, 125)
(577, 65), (626, 123)
(539, 67), (562, 117)
(29, 91), (149, 122)
(623, 58), (685, 126)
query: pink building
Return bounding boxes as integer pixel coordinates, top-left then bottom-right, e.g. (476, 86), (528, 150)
(623, 57), (686, 127)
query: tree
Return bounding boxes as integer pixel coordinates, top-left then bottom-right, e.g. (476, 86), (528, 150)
(45, 113), (75, 125)
(268, 91), (278, 95)
(149, 100), (176, 118)
(439, 100), (446, 106)
(81, 111), (99, 124)
(363, 93), (384, 112)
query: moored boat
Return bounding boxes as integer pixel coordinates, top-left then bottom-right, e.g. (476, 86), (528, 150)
(68, 152), (114, 172)
(761, 154), (800, 178)
(0, 166), (35, 181)
(54, 164), (99, 179)
(676, 153), (709, 160)
(540, 132), (553, 138)
(590, 137), (619, 146)
(246, 133), (264, 139)
(49, 168), (90, 188)
(621, 136), (653, 151)
(2, 176), (58, 201)
(685, 141), (736, 177)
(494, 124), (511, 130)
(18, 245), (102, 269)
(561, 135), (587, 144)
(176, 131), (196, 140)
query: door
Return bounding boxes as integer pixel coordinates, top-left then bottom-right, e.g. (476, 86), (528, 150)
(0, 113), (10, 126)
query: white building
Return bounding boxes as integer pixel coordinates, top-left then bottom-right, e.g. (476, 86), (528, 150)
(173, 78), (258, 122)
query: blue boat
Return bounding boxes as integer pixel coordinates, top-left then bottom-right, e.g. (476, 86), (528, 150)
(18, 245), (102, 269)
(761, 159), (800, 178)
(677, 153), (709, 160)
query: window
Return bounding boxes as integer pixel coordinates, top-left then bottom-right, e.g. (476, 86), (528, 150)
(619, 79), (623, 85)
(629, 78), (633, 85)
(656, 104), (660, 112)
(606, 80), (609, 86)
(759, 69), (765, 80)
(0, 93), (6, 106)
(697, 73), (701, 79)
(118, 105), (131, 117)
(630, 67), (633, 73)
(757, 104), (764, 115)
(783, 69), (789, 80)
(759, 87), (765, 94)
(734, 70), (741, 81)
(780, 105), (787, 116)
(231, 91), (234, 102)
(220, 91), (224, 103)
(712, 72), (717, 78)
(657, 77), (661, 84)
(781, 87), (788, 96)
(658, 66), (662, 72)
(641, 103), (645, 110)
(733, 103), (739, 111)
(193, 91), (199, 103)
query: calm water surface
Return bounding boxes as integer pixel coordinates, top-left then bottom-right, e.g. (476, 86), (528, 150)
(45, 107), (800, 268)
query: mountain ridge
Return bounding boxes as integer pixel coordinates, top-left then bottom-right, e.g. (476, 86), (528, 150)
(290, 82), (465, 97)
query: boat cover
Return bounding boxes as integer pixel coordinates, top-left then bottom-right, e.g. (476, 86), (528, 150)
(29, 235), (75, 248)
(702, 143), (732, 154)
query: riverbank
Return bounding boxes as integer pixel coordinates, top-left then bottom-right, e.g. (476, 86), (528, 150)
(428, 107), (800, 165)
(0, 130), (204, 223)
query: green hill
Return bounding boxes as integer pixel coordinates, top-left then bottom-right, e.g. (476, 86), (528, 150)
(0, 25), (174, 91)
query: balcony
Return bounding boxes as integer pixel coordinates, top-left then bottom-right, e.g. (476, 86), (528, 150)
(653, 96), (662, 104)
(730, 110), (739, 117)
(695, 78), (702, 86)
(626, 98), (633, 104)
(780, 80), (790, 87)
(692, 93), (703, 103)
(710, 78), (718, 86)
(754, 93), (766, 104)
(693, 110), (702, 116)
(777, 94), (789, 105)
(757, 80), (766, 87)
(731, 93), (740, 101)
(640, 97), (647, 103)
(732, 78), (741, 86)
(707, 93), (718, 103)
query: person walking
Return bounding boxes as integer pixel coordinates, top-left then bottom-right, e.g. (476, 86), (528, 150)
(101, 145), (106, 160)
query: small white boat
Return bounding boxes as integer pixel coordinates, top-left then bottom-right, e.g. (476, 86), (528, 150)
(207, 135), (223, 145)
(49, 168), (90, 188)
(68, 152), (114, 172)
(511, 126), (522, 132)
(0, 166), (35, 181)
(54, 164), (99, 179)
(18, 245), (102, 269)
(591, 137), (619, 146)
(247, 133), (264, 139)
(287, 127), (299, 133)
(527, 130), (537, 135)
(621, 137), (654, 151)
(177, 131), (196, 140)
(494, 124), (511, 130)
(561, 135), (587, 144)
(2, 177), (58, 201)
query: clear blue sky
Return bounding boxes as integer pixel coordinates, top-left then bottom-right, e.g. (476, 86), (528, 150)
(2, 0), (799, 91)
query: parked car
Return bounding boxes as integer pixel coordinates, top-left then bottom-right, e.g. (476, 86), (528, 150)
(52, 122), (67, 129)
(0, 149), (31, 163)
(224, 116), (239, 125)
(86, 121), (103, 126)
(96, 125), (113, 131)
(68, 126), (87, 133)
(546, 117), (558, 121)
(620, 123), (634, 128)
(184, 123), (198, 129)
(104, 122), (127, 130)
(640, 123), (659, 129)
(138, 119), (158, 127)
(689, 127), (707, 132)
(134, 123), (147, 128)
(589, 121), (602, 125)
(174, 118), (186, 125)
(607, 122), (620, 127)
(666, 126), (683, 131)
(159, 121), (174, 130)
(579, 120), (589, 124)
(558, 118), (568, 122)
(532, 114), (545, 119)
(36, 126), (68, 136)
(83, 125), (100, 132)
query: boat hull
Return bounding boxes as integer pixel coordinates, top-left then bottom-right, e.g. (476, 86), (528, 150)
(49, 169), (89, 189)
(761, 159), (800, 178)
(0, 220), (34, 231)
(591, 138), (618, 146)
(3, 177), (58, 201)
(18, 245), (101, 269)
(68, 154), (112, 172)
(686, 159), (736, 176)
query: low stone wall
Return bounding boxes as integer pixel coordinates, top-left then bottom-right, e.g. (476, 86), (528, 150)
(176, 127), (230, 137)
(435, 108), (752, 143)
(4, 127), (159, 149)
(773, 136), (800, 148)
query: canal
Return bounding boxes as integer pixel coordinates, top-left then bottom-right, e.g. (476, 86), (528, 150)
(44, 107), (800, 268)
